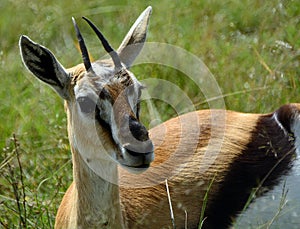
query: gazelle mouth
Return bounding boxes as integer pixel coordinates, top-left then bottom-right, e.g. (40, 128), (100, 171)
(118, 147), (154, 173)
(120, 163), (151, 174)
(125, 162), (151, 170)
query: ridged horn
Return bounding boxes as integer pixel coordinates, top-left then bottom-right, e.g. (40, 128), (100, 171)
(82, 16), (122, 70)
(72, 17), (93, 72)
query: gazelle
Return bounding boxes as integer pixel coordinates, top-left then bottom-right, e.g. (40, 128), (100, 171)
(19, 6), (299, 229)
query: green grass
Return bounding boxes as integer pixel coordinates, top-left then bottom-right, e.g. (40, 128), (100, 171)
(0, 0), (299, 228)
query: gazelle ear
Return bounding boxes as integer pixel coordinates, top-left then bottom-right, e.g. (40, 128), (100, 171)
(117, 6), (152, 68)
(19, 35), (71, 100)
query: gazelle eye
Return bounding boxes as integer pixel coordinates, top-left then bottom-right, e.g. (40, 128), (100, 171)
(77, 96), (96, 113)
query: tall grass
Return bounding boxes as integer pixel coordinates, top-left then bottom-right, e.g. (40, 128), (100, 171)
(0, 0), (299, 227)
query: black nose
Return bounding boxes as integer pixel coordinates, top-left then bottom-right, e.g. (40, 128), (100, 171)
(120, 115), (154, 154)
(128, 116), (150, 142)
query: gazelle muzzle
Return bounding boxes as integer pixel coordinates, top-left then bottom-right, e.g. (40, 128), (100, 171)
(118, 114), (154, 168)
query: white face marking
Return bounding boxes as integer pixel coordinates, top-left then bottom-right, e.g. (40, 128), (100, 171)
(92, 62), (115, 82)
(127, 71), (142, 113)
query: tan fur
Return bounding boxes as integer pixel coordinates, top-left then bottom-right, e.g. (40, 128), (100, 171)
(55, 107), (265, 228)
(119, 110), (260, 228)
(55, 145), (123, 229)
(54, 101), (300, 228)
(55, 64), (298, 228)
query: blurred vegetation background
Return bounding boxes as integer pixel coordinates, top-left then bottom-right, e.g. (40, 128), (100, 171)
(0, 0), (299, 228)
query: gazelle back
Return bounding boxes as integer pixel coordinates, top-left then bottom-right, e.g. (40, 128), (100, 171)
(19, 6), (299, 229)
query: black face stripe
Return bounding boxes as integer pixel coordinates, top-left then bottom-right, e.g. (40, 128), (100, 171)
(136, 102), (141, 120)
(94, 85), (129, 147)
(95, 106), (112, 133)
(136, 86), (143, 120)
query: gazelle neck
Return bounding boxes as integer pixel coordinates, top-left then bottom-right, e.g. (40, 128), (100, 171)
(70, 146), (124, 229)
(66, 99), (125, 228)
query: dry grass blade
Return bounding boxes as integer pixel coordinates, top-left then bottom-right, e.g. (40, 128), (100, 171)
(165, 179), (176, 229)
(198, 175), (216, 229)
(253, 47), (274, 76)
(0, 134), (27, 228)
(265, 182), (289, 229)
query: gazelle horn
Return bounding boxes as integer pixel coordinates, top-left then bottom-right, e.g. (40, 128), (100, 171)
(82, 16), (122, 70)
(72, 17), (93, 72)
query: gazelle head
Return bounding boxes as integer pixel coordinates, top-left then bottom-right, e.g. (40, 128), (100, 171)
(19, 7), (154, 173)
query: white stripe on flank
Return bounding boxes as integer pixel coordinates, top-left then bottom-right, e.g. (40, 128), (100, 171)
(291, 115), (300, 176)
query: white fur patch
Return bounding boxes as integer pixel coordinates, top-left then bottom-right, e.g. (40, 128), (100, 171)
(291, 115), (300, 176)
(272, 112), (288, 135)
